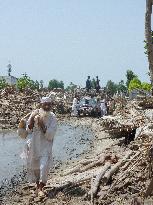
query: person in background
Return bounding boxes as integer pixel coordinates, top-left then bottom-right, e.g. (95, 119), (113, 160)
(100, 99), (107, 117)
(96, 98), (101, 117)
(86, 76), (91, 92)
(95, 76), (100, 93)
(26, 97), (57, 196)
(71, 95), (79, 116)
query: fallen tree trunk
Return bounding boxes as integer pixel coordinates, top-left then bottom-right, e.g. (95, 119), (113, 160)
(63, 155), (107, 176)
(99, 151), (142, 200)
(91, 162), (111, 198)
(80, 155), (107, 172)
(47, 166), (105, 189)
(102, 151), (132, 184)
(121, 151), (141, 171)
(62, 164), (82, 176)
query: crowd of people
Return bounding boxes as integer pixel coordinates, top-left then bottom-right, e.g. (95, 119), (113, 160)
(71, 95), (115, 118)
(71, 76), (115, 117)
(86, 75), (100, 93)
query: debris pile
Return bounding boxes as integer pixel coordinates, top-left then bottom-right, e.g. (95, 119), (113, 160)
(0, 88), (73, 129)
(1, 88), (153, 204)
(40, 99), (153, 204)
(101, 99), (147, 137)
(138, 97), (153, 109)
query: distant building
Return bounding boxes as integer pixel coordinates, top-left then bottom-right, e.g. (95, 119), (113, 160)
(0, 75), (18, 85)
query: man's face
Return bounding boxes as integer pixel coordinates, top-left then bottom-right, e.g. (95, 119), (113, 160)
(41, 102), (52, 112)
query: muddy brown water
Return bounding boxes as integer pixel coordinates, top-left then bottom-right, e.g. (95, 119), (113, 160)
(0, 123), (93, 184)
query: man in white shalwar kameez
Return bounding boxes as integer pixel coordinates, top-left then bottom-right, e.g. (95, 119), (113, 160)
(71, 96), (79, 116)
(100, 99), (107, 117)
(26, 97), (57, 195)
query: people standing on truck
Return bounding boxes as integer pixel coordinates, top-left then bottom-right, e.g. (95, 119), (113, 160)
(95, 76), (100, 93)
(86, 76), (91, 92)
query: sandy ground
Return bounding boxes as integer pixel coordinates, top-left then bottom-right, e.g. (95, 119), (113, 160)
(1, 116), (129, 205)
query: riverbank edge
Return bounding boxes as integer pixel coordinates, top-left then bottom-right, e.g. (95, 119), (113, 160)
(1, 115), (123, 205)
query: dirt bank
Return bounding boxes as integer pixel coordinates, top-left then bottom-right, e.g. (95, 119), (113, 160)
(1, 116), (129, 205)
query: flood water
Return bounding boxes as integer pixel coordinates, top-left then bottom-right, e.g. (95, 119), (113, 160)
(0, 123), (93, 184)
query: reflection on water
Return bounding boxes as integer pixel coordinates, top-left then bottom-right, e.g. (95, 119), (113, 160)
(0, 123), (93, 183)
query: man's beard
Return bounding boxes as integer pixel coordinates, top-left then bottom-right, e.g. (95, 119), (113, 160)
(39, 108), (51, 117)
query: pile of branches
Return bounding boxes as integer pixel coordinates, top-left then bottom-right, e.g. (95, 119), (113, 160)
(97, 124), (153, 204)
(0, 88), (73, 129)
(0, 88), (41, 129)
(138, 97), (153, 109)
(101, 99), (147, 137)
(44, 123), (153, 205)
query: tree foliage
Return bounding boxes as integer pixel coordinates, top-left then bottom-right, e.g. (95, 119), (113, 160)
(117, 80), (127, 94)
(126, 69), (137, 88)
(141, 82), (152, 91)
(128, 77), (142, 92)
(106, 80), (118, 96)
(40, 80), (44, 89)
(65, 82), (77, 91)
(17, 74), (39, 90)
(48, 79), (64, 90)
(128, 76), (152, 92)
(0, 78), (8, 89)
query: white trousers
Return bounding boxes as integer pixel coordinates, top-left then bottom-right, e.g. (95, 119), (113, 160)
(27, 155), (51, 184)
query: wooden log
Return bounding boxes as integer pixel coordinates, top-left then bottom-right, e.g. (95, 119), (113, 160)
(91, 162), (111, 198)
(145, 177), (153, 197)
(80, 159), (94, 166)
(63, 155), (105, 176)
(62, 164), (82, 176)
(47, 166), (105, 189)
(121, 151), (141, 171)
(100, 151), (142, 200)
(80, 155), (107, 173)
(102, 151), (132, 184)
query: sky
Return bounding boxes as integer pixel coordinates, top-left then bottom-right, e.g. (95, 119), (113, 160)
(0, 0), (150, 87)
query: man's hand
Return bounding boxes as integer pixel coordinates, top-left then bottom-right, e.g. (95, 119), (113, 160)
(28, 112), (38, 130)
(38, 117), (47, 133)
(28, 116), (35, 130)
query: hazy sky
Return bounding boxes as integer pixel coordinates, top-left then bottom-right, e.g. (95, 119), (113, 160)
(0, 0), (149, 87)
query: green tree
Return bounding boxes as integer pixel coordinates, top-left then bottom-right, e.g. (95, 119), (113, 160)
(141, 82), (152, 91)
(126, 69), (137, 88)
(40, 80), (44, 89)
(59, 80), (64, 89)
(65, 82), (77, 91)
(117, 80), (127, 94)
(128, 77), (141, 92)
(35, 80), (40, 90)
(0, 78), (8, 89)
(106, 80), (118, 96)
(17, 74), (38, 90)
(48, 79), (64, 89)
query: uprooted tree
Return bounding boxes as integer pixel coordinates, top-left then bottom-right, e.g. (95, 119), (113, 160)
(145, 0), (153, 85)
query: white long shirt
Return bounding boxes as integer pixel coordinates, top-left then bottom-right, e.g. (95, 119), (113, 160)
(24, 108), (57, 183)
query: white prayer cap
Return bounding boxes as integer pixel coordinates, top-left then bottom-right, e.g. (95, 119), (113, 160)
(40, 97), (52, 104)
